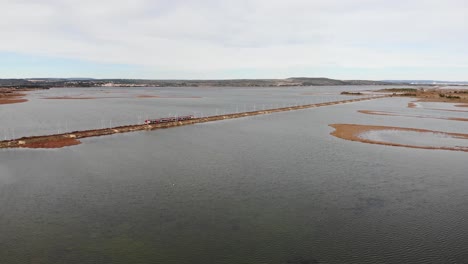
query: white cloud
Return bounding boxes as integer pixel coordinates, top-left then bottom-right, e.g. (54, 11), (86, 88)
(1, 0), (468, 78)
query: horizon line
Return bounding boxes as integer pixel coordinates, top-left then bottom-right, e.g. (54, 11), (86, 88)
(1, 77), (468, 83)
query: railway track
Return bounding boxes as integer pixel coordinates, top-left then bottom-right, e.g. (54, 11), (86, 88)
(0, 95), (389, 149)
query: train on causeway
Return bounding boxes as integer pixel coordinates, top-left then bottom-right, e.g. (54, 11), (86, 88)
(144, 115), (194, 125)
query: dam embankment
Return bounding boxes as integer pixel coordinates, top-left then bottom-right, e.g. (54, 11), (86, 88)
(0, 96), (388, 149)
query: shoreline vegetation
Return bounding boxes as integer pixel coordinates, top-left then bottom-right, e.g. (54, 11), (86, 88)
(374, 88), (468, 104)
(340, 91), (363, 95)
(0, 95), (387, 149)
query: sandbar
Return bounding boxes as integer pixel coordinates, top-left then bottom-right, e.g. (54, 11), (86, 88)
(0, 89), (29, 105)
(408, 102), (418, 108)
(0, 99), (28, 105)
(330, 124), (468, 152)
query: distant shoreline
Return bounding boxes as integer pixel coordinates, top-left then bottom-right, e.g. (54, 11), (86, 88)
(0, 77), (401, 89)
(377, 88), (468, 104)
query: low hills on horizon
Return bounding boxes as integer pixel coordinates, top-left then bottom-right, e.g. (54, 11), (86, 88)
(1, 77), (466, 89)
(0, 77), (400, 88)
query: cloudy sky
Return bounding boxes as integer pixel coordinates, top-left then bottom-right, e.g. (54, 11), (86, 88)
(1, 0), (467, 80)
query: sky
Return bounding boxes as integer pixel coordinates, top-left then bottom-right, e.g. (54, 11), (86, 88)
(1, 0), (468, 80)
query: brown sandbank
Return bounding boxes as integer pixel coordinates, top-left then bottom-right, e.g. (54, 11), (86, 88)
(0, 99), (28, 105)
(330, 124), (468, 152)
(370, 88), (468, 104)
(408, 90), (468, 103)
(21, 138), (81, 149)
(408, 102), (418, 108)
(0, 89), (29, 105)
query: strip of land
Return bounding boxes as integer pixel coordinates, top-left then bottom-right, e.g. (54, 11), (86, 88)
(0, 88), (29, 105)
(408, 102), (418, 108)
(0, 96), (387, 149)
(329, 124), (468, 152)
(377, 88), (468, 104)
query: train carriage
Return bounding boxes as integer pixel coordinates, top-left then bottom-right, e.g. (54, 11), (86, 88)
(145, 115), (194, 125)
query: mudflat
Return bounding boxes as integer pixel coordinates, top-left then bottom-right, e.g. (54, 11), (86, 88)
(0, 88), (29, 105)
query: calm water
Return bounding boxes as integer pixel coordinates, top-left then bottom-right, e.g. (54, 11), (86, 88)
(1, 87), (468, 263)
(360, 130), (468, 148)
(1, 86), (379, 140)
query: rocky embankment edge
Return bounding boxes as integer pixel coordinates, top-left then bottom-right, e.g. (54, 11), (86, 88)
(0, 96), (388, 149)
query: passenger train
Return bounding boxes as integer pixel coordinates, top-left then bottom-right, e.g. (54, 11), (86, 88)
(144, 115), (194, 125)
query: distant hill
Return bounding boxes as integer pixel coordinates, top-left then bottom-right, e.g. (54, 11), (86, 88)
(288, 77), (396, 86)
(1, 77), (399, 88)
(0, 79), (40, 87)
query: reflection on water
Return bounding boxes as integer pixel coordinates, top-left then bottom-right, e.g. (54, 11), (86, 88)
(1, 89), (468, 263)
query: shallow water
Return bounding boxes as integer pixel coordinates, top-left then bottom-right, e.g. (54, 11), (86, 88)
(1, 87), (468, 263)
(1, 86), (382, 140)
(360, 130), (468, 148)
(415, 101), (468, 112)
